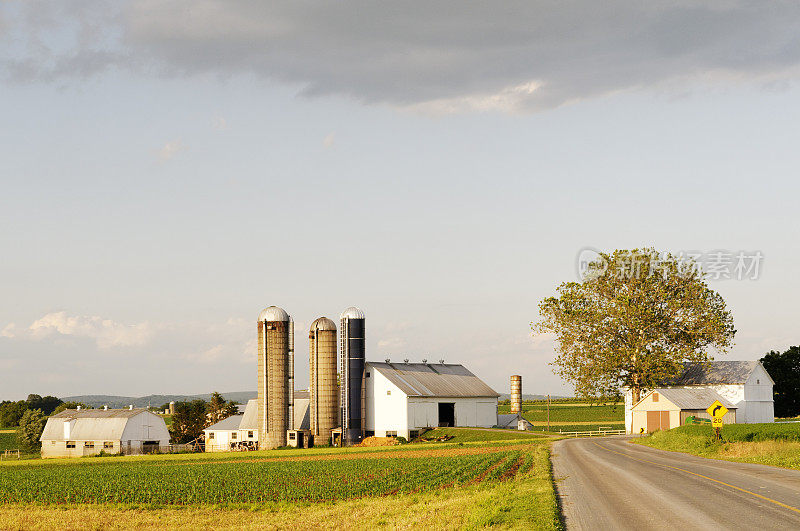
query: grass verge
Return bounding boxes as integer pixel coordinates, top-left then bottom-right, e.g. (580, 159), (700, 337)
(633, 423), (800, 470)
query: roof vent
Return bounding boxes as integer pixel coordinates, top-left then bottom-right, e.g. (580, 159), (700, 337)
(422, 359), (427, 364)
(439, 359), (445, 364)
(129, 404), (133, 410)
(104, 405), (108, 410)
(385, 358), (390, 363)
(76, 405), (81, 410)
(404, 358), (409, 363)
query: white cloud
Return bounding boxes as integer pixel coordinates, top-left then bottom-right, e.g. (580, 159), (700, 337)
(158, 139), (185, 161)
(408, 81), (543, 115)
(25, 311), (155, 349)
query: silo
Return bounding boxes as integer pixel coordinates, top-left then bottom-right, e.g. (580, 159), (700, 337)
(257, 306), (293, 449)
(510, 375), (522, 414)
(340, 306), (365, 445)
(309, 317), (339, 445)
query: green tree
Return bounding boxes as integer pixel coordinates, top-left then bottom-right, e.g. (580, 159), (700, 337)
(170, 400), (208, 443)
(0, 401), (28, 428)
(17, 409), (47, 452)
(535, 248), (735, 404)
(206, 392), (238, 424)
(26, 395), (62, 415)
(761, 346), (800, 418)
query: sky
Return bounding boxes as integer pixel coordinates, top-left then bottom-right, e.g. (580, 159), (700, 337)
(2, 1), (800, 401)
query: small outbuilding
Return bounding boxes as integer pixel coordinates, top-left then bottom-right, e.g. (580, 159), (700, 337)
(365, 361), (499, 440)
(204, 396), (311, 451)
(630, 388), (737, 433)
(40, 408), (170, 458)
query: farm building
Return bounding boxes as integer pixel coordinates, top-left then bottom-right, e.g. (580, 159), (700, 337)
(40, 408), (170, 458)
(204, 395), (311, 451)
(364, 361), (499, 440)
(624, 360), (774, 433)
(496, 413), (533, 431)
(630, 388), (737, 433)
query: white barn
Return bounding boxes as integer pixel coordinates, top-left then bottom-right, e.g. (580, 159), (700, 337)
(204, 396), (310, 451)
(365, 361), (500, 440)
(624, 360), (774, 433)
(40, 408), (170, 458)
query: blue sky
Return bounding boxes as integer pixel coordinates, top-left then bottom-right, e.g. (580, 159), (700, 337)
(2, 1), (799, 400)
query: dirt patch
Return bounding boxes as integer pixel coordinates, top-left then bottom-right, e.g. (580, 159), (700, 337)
(358, 437), (399, 447)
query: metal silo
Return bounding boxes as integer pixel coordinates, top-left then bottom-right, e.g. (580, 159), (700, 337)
(510, 375), (522, 414)
(257, 306), (293, 449)
(340, 306), (365, 445)
(309, 317), (339, 445)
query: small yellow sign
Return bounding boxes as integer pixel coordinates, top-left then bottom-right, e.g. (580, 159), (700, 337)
(707, 400), (728, 419)
(712, 417), (723, 428)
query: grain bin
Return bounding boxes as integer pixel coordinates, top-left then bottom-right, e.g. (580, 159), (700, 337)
(309, 317), (338, 445)
(340, 306), (365, 445)
(257, 306), (293, 449)
(510, 375), (522, 414)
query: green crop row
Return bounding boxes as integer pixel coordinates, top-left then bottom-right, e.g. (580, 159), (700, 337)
(0, 450), (529, 505)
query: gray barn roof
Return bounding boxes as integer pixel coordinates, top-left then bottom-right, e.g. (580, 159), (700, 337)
(368, 362), (499, 398)
(640, 388), (736, 410)
(208, 398), (310, 431)
(41, 408), (158, 441)
(662, 361), (759, 386)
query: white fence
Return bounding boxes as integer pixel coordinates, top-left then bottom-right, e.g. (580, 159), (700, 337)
(557, 429), (626, 438)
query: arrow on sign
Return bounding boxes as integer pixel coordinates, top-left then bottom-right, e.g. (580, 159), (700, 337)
(712, 405), (722, 417)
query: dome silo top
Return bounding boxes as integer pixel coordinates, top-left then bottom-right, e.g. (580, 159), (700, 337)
(258, 306), (290, 322)
(310, 317), (337, 332)
(340, 306), (365, 320)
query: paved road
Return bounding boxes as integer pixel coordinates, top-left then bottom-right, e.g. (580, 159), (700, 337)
(551, 436), (800, 530)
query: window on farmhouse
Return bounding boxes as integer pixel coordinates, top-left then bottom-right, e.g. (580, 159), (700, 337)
(84, 442), (94, 448)
(652, 392), (659, 402)
(231, 432), (237, 440)
(103, 442), (113, 449)
(208, 432), (215, 439)
(386, 390), (391, 396)
(66, 441), (76, 449)
(248, 431), (254, 438)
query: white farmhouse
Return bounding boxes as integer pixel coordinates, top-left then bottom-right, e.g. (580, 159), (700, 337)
(40, 408), (170, 458)
(624, 360), (774, 433)
(365, 361), (500, 440)
(204, 396), (311, 451)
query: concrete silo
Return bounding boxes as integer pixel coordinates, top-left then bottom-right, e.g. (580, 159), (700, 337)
(340, 306), (365, 445)
(257, 306), (294, 449)
(309, 317), (339, 445)
(510, 375), (522, 414)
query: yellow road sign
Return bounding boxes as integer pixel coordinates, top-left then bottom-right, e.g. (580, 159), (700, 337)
(707, 400), (728, 418)
(712, 417), (723, 428)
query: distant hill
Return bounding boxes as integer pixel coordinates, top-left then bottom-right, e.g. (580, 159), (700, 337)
(60, 391), (257, 409)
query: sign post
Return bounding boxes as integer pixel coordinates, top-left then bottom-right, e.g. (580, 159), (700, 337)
(707, 400), (728, 442)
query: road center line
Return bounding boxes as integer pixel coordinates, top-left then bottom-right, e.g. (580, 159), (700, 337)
(591, 441), (800, 515)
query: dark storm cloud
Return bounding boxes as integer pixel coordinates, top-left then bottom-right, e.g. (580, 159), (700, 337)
(4, 0), (800, 111)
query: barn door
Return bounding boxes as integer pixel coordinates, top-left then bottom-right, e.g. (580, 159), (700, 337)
(660, 411), (670, 430)
(646, 411), (660, 433)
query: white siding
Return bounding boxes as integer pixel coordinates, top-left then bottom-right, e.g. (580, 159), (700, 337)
(365, 366), (408, 437)
(119, 412), (171, 447)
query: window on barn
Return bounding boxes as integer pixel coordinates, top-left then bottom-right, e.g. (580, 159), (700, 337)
(231, 432), (237, 440)
(103, 442), (113, 449)
(66, 441), (76, 449)
(652, 392), (659, 402)
(386, 431), (397, 437)
(208, 432), (215, 439)
(366, 372), (370, 377)
(289, 432), (296, 440)
(248, 431), (254, 438)
(84, 442), (94, 448)
(386, 390), (391, 396)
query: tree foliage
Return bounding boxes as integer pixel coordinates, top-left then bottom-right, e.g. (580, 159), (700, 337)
(0, 401), (28, 428)
(25, 395), (62, 415)
(535, 249), (735, 403)
(206, 392), (238, 424)
(17, 409), (47, 452)
(761, 346), (800, 418)
(170, 400), (208, 443)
